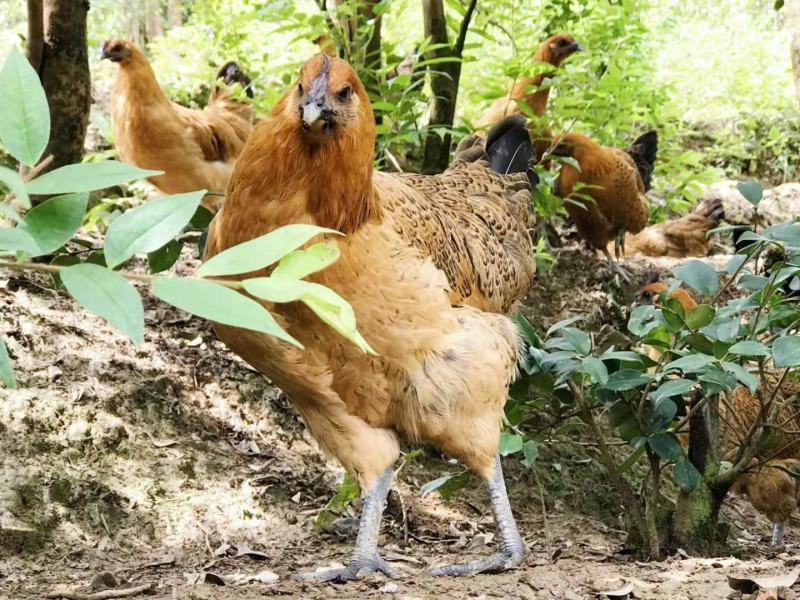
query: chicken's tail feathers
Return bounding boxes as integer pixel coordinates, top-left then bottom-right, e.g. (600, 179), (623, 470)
(484, 115), (539, 187)
(692, 196), (724, 225)
(625, 130), (658, 191)
(215, 60), (254, 99)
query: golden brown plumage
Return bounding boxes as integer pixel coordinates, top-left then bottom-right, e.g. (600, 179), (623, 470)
(555, 132), (651, 260)
(475, 34), (581, 129)
(615, 198), (724, 258)
(103, 39), (253, 209)
(730, 459), (800, 540)
(203, 55), (534, 579)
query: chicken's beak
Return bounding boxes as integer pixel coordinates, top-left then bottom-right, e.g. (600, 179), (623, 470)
(101, 42), (111, 60)
(570, 41), (584, 53)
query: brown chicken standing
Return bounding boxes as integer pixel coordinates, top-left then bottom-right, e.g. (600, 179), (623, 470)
(204, 55), (536, 580)
(636, 282), (800, 545)
(615, 198), (724, 258)
(102, 39), (254, 209)
(555, 131), (656, 270)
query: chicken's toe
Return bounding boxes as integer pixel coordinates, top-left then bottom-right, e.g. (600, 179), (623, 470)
(293, 555), (401, 582)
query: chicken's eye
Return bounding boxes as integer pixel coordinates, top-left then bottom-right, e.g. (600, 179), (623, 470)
(336, 85), (352, 102)
(558, 39), (568, 46)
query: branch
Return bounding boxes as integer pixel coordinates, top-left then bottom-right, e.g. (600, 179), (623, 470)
(453, 0), (478, 58)
(27, 0), (44, 72)
(0, 260), (242, 290)
(46, 583), (155, 600)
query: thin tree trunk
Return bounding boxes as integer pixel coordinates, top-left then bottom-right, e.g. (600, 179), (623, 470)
(792, 31), (800, 108)
(421, 0), (477, 174)
(27, 0), (44, 71)
(35, 0), (91, 189)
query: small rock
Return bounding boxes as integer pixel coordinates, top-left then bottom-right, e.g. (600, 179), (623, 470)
(380, 582), (400, 594)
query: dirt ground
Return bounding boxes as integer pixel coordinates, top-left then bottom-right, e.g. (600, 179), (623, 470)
(2, 243), (800, 600)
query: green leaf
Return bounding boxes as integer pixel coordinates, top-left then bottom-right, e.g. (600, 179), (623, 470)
(682, 333), (715, 355)
(271, 241), (340, 280)
(674, 458), (700, 492)
(651, 398), (678, 431)
(605, 369), (652, 391)
(18, 193), (88, 255)
(686, 305), (715, 329)
(664, 353), (716, 373)
(0, 165), (30, 210)
(546, 315), (585, 337)
(499, 432), (524, 456)
(581, 356), (608, 384)
(776, 0), (785, 9)
(0, 335), (16, 388)
(0, 46), (50, 166)
(199, 224), (339, 277)
(514, 314), (541, 346)
(420, 471), (470, 500)
(521, 440), (538, 468)
(628, 304), (658, 336)
(190, 205), (214, 229)
(0, 227), (39, 255)
(648, 432), (683, 461)
(651, 379), (694, 402)
(773, 336), (800, 368)
(26, 161), (162, 195)
(727, 340), (770, 357)
(60, 263), (144, 345)
(673, 260), (719, 296)
(721, 361), (758, 393)
(104, 191), (204, 268)
(617, 445), (646, 473)
(147, 240), (184, 273)
(736, 181), (763, 206)
(699, 369), (738, 393)
(152, 277), (301, 347)
(242, 277), (374, 354)
(562, 327), (591, 355)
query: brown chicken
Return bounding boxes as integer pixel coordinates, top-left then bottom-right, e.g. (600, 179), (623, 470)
(614, 198), (724, 258)
(636, 282), (800, 544)
(476, 34), (581, 130)
(555, 131), (656, 270)
(204, 55), (536, 580)
(102, 39), (254, 209)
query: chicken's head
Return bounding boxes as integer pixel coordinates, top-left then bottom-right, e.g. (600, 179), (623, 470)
(292, 54), (373, 143)
(101, 39), (134, 63)
(542, 34), (582, 66)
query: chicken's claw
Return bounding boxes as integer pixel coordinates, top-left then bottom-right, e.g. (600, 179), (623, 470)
(427, 549), (523, 577)
(294, 555), (401, 582)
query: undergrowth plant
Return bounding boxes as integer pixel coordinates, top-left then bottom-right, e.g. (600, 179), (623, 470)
(0, 47), (371, 388)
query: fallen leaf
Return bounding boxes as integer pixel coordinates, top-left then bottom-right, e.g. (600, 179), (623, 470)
(599, 582), (635, 599)
(249, 569), (279, 584)
(379, 582), (400, 594)
(235, 544), (268, 561)
(728, 569), (800, 594)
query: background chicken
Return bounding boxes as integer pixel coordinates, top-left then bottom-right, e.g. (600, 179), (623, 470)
(614, 197), (723, 258)
(204, 55), (536, 581)
(103, 39), (254, 209)
(636, 281), (800, 545)
(554, 131), (656, 270)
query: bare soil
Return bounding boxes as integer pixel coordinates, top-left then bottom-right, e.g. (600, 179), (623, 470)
(1, 245), (798, 600)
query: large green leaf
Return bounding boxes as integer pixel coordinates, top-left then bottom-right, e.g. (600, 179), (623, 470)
(721, 361), (758, 393)
(521, 439), (538, 468)
(604, 369), (652, 391)
(650, 378), (694, 402)
(0, 165), (30, 211)
(664, 353), (716, 373)
(60, 263), (144, 345)
(648, 432), (683, 461)
(18, 193), (88, 255)
(199, 224), (339, 277)
(148, 240), (184, 274)
(773, 336), (800, 368)
(104, 191), (204, 268)
(581, 356), (609, 384)
(498, 432), (523, 456)
(0, 47), (50, 166)
(152, 277), (301, 347)
(727, 340), (770, 357)
(736, 181), (763, 206)
(673, 260), (719, 296)
(26, 161), (161, 195)
(674, 458), (700, 492)
(0, 227), (39, 255)
(271, 241), (340, 280)
(685, 305), (715, 330)
(0, 335), (16, 388)
(562, 327), (591, 355)
(242, 277), (374, 354)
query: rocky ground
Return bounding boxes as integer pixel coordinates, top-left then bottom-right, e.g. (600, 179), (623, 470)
(2, 238), (800, 600)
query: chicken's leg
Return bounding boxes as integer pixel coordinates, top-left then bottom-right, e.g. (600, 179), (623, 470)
(602, 247), (631, 283)
(772, 522), (786, 546)
(429, 455), (524, 576)
(294, 467), (400, 582)
(614, 230), (626, 260)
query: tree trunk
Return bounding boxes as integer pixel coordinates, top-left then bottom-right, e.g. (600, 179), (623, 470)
(792, 31), (800, 108)
(671, 395), (729, 555)
(27, 0), (44, 71)
(145, 0), (163, 41)
(35, 0), (91, 187)
(167, 0), (182, 28)
(421, 0), (477, 174)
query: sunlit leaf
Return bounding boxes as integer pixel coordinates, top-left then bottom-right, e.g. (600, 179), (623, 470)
(0, 227), (39, 255)
(18, 193), (88, 255)
(26, 161), (161, 195)
(271, 241), (340, 280)
(727, 340), (770, 357)
(499, 432), (523, 456)
(736, 181), (763, 206)
(0, 165), (30, 210)
(673, 260), (718, 296)
(773, 336), (800, 368)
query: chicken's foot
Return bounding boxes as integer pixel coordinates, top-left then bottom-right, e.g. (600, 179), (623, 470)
(602, 247), (631, 283)
(428, 455), (524, 576)
(772, 522), (785, 546)
(294, 467), (400, 582)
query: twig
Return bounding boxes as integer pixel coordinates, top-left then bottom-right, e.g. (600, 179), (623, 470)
(532, 467), (550, 548)
(23, 154), (54, 183)
(0, 260), (242, 290)
(46, 582), (154, 600)
(453, 0), (478, 58)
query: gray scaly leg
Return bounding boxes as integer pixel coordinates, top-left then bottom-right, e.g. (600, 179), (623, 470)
(429, 455), (525, 576)
(772, 522), (786, 547)
(294, 468), (400, 582)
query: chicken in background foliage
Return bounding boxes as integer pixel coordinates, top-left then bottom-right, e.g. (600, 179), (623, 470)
(554, 130), (656, 273)
(636, 281), (800, 546)
(476, 34), (582, 158)
(616, 197), (724, 258)
(102, 39), (254, 210)
(204, 54), (536, 581)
